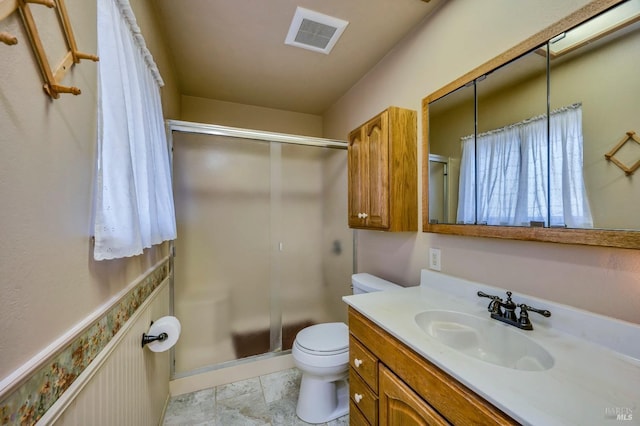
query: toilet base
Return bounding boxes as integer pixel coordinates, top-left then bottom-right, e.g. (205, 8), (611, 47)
(296, 374), (349, 424)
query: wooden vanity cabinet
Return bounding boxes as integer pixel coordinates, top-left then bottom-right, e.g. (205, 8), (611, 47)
(348, 307), (517, 426)
(379, 365), (450, 426)
(348, 107), (417, 232)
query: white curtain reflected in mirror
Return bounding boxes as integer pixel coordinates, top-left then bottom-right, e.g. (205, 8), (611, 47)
(457, 104), (593, 228)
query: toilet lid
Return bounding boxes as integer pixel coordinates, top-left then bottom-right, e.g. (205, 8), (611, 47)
(295, 323), (348, 354)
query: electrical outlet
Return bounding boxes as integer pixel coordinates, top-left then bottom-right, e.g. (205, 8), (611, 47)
(429, 248), (441, 271)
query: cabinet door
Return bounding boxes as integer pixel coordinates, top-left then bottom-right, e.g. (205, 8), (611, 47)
(364, 112), (390, 229)
(348, 127), (367, 227)
(379, 365), (450, 426)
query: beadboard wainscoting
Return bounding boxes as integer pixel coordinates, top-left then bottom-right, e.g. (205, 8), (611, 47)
(50, 281), (170, 425)
(0, 258), (171, 425)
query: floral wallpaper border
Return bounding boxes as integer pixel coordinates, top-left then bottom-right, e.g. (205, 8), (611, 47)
(0, 260), (170, 426)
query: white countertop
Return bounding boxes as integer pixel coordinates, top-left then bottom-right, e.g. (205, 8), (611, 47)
(343, 270), (640, 426)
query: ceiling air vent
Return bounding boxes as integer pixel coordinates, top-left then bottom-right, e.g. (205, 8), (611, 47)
(285, 7), (348, 54)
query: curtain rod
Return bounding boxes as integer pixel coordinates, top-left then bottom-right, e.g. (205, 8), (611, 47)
(115, 0), (164, 87)
(461, 102), (582, 141)
(166, 119), (349, 150)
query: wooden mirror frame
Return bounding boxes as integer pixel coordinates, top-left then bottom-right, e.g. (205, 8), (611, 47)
(422, 0), (640, 249)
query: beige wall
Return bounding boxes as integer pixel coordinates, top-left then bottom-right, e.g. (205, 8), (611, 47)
(323, 0), (640, 324)
(322, 148), (352, 323)
(181, 95), (324, 137)
(0, 0), (178, 388)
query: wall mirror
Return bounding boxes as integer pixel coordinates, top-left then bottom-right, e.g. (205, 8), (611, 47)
(423, 0), (640, 249)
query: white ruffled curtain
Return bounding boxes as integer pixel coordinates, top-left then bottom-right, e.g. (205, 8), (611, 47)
(457, 104), (593, 228)
(93, 0), (176, 260)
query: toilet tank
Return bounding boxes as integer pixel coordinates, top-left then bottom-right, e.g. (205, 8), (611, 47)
(352, 273), (403, 294)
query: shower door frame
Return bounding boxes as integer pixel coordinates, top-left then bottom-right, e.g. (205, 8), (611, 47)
(166, 119), (353, 379)
(428, 154), (450, 225)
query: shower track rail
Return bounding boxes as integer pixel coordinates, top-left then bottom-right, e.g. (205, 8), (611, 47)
(166, 119), (348, 149)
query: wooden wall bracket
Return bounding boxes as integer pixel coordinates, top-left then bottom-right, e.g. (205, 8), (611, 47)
(1, 0), (19, 44)
(0, 0), (98, 98)
(604, 131), (640, 176)
(0, 30), (17, 44)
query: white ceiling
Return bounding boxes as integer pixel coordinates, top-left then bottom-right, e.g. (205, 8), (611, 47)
(153, 0), (444, 115)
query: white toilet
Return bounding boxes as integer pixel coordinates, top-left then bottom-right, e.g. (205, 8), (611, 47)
(292, 273), (403, 424)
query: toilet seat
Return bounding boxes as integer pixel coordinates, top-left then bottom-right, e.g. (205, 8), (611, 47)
(294, 323), (348, 355)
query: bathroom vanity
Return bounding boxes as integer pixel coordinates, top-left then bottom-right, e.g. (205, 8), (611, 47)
(343, 270), (640, 425)
(349, 307), (515, 425)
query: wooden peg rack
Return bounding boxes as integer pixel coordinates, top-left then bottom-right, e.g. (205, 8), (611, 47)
(0, 0), (98, 99)
(604, 131), (640, 176)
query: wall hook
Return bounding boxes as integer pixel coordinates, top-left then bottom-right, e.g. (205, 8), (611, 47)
(0, 31), (18, 45)
(45, 83), (81, 96)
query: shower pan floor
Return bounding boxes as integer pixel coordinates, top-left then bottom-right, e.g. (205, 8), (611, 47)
(231, 320), (315, 359)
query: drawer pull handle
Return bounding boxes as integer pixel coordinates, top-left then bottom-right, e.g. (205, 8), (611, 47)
(354, 393), (363, 403)
(354, 358), (363, 368)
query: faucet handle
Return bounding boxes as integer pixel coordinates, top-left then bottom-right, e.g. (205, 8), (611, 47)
(520, 304), (551, 318)
(477, 291), (503, 315)
(518, 304), (551, 330)
(477, 291), (502, 301)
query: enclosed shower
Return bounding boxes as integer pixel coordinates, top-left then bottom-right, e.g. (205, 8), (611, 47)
(167, 121), (353, 377)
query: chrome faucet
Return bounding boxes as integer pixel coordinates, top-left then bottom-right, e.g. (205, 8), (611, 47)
(477, 290), (551, 330)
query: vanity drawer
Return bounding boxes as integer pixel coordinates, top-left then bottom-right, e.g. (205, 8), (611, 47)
(350, 335), (378, 391)
(349, 400), (371, 426)
(350, 367), (378, 425)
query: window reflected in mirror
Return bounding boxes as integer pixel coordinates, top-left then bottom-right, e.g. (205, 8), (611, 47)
(472, 48), (549, 227)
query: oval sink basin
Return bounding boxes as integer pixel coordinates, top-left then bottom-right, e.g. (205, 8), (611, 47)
(414, 310), (554, 371)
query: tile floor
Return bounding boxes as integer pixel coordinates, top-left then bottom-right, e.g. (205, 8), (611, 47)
(163, 368), (349, 426)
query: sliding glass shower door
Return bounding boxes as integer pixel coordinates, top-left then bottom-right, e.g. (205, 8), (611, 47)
(170, 125), (351, 377)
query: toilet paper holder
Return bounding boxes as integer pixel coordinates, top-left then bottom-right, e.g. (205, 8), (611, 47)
(141, 330), (168, 348)
(141, 316), (181, 351)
